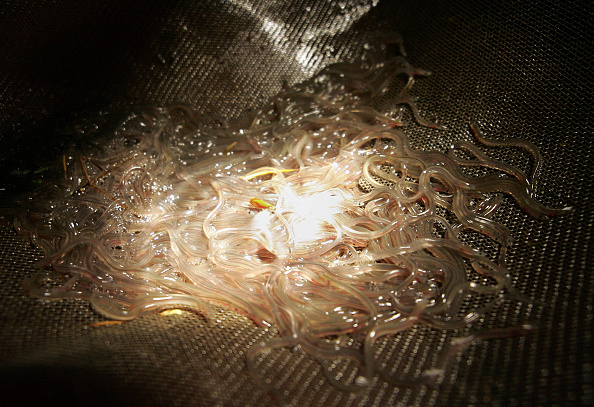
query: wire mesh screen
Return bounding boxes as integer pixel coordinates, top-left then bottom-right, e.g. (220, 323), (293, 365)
(0, 1), (592, 406)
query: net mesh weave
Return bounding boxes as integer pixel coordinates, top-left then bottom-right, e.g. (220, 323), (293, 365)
(0, 1), (592, 406)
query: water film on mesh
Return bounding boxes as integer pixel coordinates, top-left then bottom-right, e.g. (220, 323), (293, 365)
(0, 1), (591, 406)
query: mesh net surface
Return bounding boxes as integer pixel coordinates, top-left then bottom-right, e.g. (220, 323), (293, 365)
(0, 1), (592, 406)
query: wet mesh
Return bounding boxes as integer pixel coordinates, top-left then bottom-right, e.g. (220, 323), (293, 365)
(0, 1), (592, 406)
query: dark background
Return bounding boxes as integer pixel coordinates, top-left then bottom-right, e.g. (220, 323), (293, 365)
(0, 1), (592, 406)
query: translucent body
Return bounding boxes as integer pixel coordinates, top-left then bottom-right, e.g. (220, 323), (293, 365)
(13, 50), (569, 387)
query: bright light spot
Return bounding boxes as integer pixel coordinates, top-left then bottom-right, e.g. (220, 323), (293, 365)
(250, 186), (350, 254)
(283, 188), (347, 245)
(291, 217), (324, 245)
